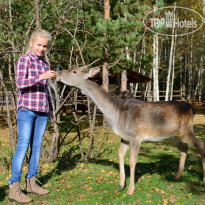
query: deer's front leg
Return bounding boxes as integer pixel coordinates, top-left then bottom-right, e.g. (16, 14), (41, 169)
(118, 139), (129, 191)
(127, 140), (140, 196)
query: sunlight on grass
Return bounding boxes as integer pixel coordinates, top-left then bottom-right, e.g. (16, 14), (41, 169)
(0, 115), (205, 204)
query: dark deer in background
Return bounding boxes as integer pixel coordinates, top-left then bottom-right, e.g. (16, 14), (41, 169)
(56, 66), (205, 196)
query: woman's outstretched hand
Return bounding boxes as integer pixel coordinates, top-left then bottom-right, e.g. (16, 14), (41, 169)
(40, 70), (57, 81)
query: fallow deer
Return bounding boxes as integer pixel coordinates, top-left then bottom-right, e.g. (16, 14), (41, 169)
(56, 66), (205, 196)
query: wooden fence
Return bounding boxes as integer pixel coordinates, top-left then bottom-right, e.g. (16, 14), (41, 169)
(0, 91), (14, 106)
(0, 90), (204, 109)
(134, 90), (205, 102)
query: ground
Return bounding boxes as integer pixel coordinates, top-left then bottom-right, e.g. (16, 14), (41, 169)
(0, 112), (205, 204)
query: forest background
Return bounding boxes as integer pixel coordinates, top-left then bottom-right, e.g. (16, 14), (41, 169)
(0, 0), (204, 163)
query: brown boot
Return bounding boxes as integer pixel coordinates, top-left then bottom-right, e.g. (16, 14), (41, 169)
(26, 176), (50, 195)
(8, 181), (32, 204)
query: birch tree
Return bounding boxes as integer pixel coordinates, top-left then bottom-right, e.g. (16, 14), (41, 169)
(165, 4), (176, 101)
(153, 33), (159, 101)
(170, 34), (177, 100)
(152, 1), (159, 102)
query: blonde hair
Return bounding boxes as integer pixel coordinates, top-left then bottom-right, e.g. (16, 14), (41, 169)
(25, 30), (51, 54)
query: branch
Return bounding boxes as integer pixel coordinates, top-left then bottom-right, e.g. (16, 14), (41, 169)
(55, 87), (75, 115)
(109, 31), (146, 68)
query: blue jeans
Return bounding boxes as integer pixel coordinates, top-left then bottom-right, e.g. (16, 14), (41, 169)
(8, 107), (48, 185)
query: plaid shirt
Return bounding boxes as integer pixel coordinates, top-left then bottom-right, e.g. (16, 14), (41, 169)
(16, 52), (53, 112)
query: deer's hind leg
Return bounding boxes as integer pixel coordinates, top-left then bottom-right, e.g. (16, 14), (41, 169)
(175, 138), (189, 180)
(118, 139), (129, 191)
(180, 131), (205, 183)
(191, 136), (205, 183)
(168, 137), (188, 180)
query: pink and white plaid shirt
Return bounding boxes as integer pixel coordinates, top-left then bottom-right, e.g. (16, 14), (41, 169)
(16, 52), (53, 112)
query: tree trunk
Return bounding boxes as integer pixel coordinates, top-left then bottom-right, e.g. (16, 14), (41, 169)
(8, 0), (17, 114)
(152, 0), (159, 101)
(34, 0), (41, 29)
(188, 35), (193, 101)
(195, 57), (204, 101)
(102, 0), (110, 127)
(102, 61), (109, 92)
(121, 46), (129, 99)
(48, 79), (61, 162)
(0, 70), (16, 154)
(165, 4), (176, 101)
(170, 35), (177, 100)
(102, 0), (110, 93)
(85, 98), (97, 159)
(121, 70), (127, 99)
(153, 33), (159, 101)
(146, 70), (153, 101)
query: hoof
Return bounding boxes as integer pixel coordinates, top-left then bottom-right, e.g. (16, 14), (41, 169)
(174, 176), (182, 181)
(126, 189), (134, 196)
(119, 186), (125, 191)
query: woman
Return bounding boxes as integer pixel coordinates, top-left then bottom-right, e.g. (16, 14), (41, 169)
(8, 30), (56, 204)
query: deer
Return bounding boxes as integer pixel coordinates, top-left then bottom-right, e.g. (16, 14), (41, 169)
(56, 66), (205, 196)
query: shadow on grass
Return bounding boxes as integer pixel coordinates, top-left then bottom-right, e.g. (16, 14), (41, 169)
(40, 145), (205, 196)
(91, 152), (205, 194)
(0, 185), (9, 202)
(39, 146), (81, 184)
(39, 146), (111, 186)
(39, 124), (205, 196)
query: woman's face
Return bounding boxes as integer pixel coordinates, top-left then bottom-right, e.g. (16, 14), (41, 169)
(30, 36), (49, 56)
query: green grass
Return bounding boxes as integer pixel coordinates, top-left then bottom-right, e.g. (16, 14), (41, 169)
(1, 124), (205, 204)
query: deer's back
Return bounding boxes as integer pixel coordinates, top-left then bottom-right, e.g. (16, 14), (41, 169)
(114, 100), (194, 142)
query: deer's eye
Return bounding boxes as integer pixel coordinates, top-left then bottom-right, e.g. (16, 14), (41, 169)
(73, 70), (77, 74)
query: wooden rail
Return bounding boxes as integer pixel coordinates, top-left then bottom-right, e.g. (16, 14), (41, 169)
(0, 90), (204, 108)
(133, 90), (205, 102)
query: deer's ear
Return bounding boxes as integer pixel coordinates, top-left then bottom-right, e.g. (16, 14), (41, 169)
(86, 68), (100, 78)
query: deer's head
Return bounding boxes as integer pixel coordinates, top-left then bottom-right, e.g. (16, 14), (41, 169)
(56, 66), (100, 87)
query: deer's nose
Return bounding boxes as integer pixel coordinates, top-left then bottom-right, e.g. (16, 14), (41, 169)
(55, 74), (61, 82)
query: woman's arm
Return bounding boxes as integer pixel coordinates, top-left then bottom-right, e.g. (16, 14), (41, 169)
(16, 56), (40, 89)
(16, 56), (57, 89)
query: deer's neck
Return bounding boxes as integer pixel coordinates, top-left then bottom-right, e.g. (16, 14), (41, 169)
(79, 80), (121, 122)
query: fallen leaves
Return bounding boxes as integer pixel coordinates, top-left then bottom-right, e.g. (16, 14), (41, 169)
(151, 187), (166, 194)
(5, 174), (12, 181)
(162, 198), (168, 205)
(151, 187), (177, 204)
(105, 171), (114, 177)
(96, 176), (103, 182)
(170, 195), (176, 203)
